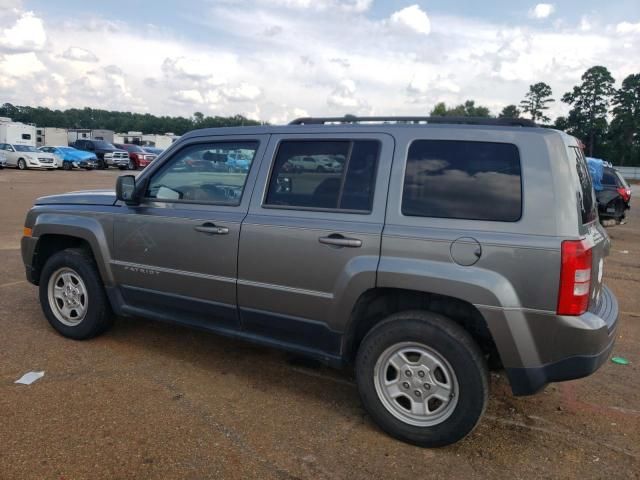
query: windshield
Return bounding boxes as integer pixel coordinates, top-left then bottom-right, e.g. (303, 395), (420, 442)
(59, 147), (75, 152)
(94, 141), (116, 150)
(14, 145), (38, 152)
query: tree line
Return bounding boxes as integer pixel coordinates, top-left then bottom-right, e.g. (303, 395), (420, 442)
(2, 65), (638, 164)
(430, 66), (640, 166)
(0, 104), (261, 136)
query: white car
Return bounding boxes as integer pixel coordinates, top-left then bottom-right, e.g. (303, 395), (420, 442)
(0, 143), (58, 170)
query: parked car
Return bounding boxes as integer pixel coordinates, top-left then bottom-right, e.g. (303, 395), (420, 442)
(0, 151), (6, 168)
(20, 116), (618, 447)
(0, 143), (58, 170)
(70, 139), (128, 170)
(114, 143), (157, 170)
(142, 146), (164, 155)
(598, 166), (632, 223)
(38, 146), (97, 170)
(286, 155), (343, 173)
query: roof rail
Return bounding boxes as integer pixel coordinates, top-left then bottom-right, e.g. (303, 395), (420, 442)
(288, 116), (538, 127)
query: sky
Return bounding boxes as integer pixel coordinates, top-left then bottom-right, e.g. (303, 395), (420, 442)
(0, 0), (639, 124)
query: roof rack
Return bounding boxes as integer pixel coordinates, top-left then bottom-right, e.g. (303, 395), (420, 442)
(288, 116), (538, 127)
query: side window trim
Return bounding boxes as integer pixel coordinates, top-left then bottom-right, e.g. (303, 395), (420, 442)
(142, 139), (261, 207)
(262, 139), (380, 214)
(401, 139), (523, 222)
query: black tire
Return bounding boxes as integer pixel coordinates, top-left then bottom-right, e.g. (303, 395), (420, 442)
(118, 166), (126, 170)
(63, 161), (72, 171)
(355, 311), (489, 447)
(39, 248), (113, 340)
(97, 159), (106, 170)
(128, 159), (136, 170)
(17, 158), (27, 170)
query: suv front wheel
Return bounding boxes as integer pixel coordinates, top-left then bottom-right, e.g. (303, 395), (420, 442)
(39, 248), (113, 339)
(356, 311), (488, 447)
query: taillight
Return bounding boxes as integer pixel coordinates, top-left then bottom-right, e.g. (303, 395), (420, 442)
(617, 187), (631, 203)
(557, 239), (592, 315)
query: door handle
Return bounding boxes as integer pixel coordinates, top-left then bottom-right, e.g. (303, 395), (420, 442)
(194, 223), (229, 235)
(318, 234), (362, 248)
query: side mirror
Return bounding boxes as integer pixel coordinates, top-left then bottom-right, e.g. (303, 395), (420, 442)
(116, 175), (138, 204)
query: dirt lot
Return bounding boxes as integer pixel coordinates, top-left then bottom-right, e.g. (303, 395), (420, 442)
(0, 169), (638, 480)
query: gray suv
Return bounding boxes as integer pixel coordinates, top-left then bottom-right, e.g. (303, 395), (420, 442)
(21, 116), (618, 447)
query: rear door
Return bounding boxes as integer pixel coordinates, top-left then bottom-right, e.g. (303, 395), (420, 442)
(237, 133), (394, 357)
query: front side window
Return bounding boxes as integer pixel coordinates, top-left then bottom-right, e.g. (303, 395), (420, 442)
(402, 140), (522, 222)
(265, 140), (379, 212)
(146, 141), (259, 205)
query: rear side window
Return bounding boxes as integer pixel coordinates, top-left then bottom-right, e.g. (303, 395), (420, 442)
(265, 140), (379, 212)
(615, 171), (629, 189)
(602, 170), (618, 186)
(402, 140), (522, 222)
(570, 147), (596, 224)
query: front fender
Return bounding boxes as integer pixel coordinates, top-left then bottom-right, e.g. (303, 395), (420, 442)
(32, 213), (114, 286)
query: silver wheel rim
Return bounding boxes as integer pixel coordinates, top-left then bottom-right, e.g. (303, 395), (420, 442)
(47, 267), (88, 326)
(373, 342), (459, 427)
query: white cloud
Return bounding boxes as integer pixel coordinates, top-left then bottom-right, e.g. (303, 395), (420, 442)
(0, 11), (46, 52)
(389, 5), (431, 35)
(257, 0), (372, 12)
(61, 46), (98, 62)
(528, 4), (555, 20)
(221, 83), (262, 102)
(0, 0), (638, 125)
(327, 78), (367, 110)
(616, 22), (640, 34)
(170, 89), (204, 105)
(0, 51), (45, 75)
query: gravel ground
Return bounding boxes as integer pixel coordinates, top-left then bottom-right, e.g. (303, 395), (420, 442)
(0, 169), (638, 480)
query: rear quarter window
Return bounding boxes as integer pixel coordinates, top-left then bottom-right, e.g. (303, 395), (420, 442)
(570, 147), (596, 224)
(402, 140), (522, 222)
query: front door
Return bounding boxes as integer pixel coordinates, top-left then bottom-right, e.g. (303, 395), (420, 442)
(238, 133), (394, 357)
(112, 135), (268, 330)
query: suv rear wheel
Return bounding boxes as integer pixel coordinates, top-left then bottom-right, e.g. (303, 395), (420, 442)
(39, 248), (113, 339)
(355, 311), (488, 447)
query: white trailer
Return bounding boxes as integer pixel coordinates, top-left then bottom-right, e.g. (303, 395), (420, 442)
(67, 129), (115, 144)
(36, 127), (68, 147)
(0, 119), (36, 147)
(142, 133), (178, 150)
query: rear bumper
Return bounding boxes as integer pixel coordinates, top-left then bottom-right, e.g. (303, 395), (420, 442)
(505, 285), (618, 395)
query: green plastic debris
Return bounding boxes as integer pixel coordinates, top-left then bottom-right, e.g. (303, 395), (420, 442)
(611, 356), (630, 365)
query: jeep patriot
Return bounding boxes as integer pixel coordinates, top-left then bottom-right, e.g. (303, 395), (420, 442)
(21, 116), (618, 447)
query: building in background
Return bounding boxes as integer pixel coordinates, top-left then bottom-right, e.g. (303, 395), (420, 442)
(36, 127), (68, 147)
(67, 129), (115, 144)
(0, 117), (37, 147)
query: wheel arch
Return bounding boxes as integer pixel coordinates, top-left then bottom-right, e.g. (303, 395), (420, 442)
(343, 288), (502, 368)
(30, 215), (114, 287)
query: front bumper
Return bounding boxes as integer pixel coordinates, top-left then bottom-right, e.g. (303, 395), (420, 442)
(506, 285), (619, 395)
(105, 155), (129, 166)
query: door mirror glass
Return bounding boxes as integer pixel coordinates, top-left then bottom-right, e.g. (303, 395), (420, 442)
(116, 175), (137, 204)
